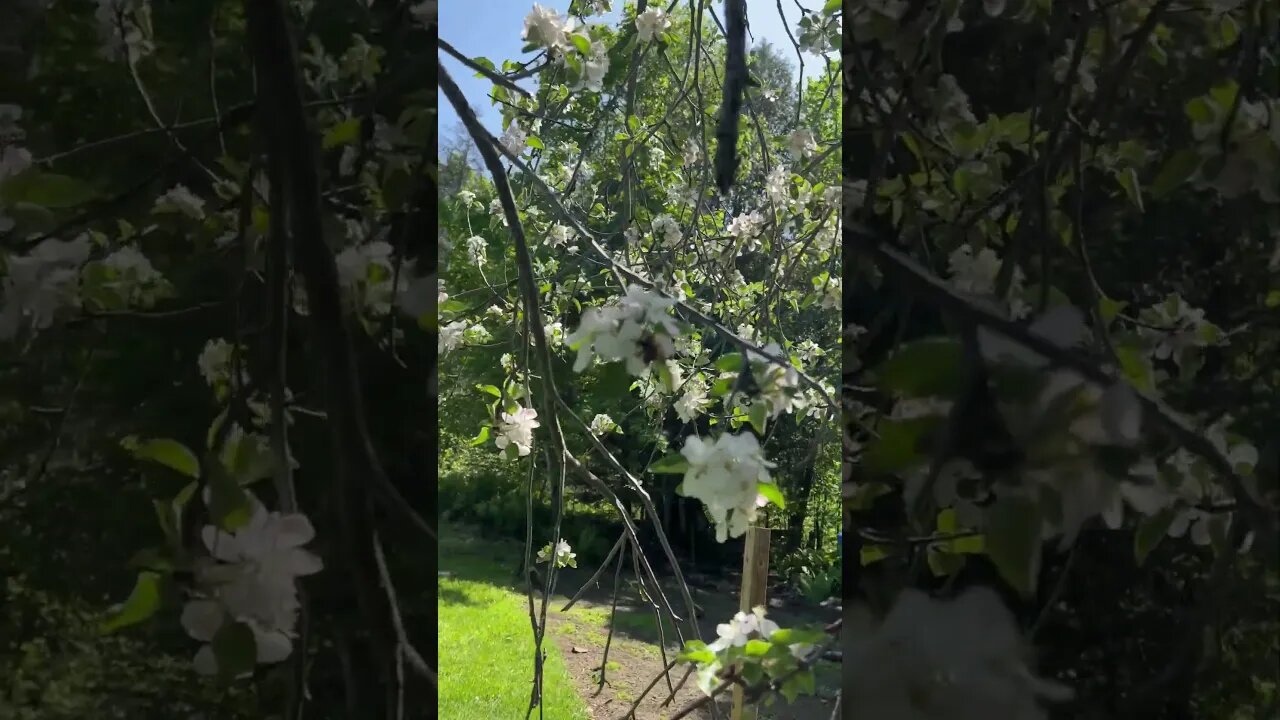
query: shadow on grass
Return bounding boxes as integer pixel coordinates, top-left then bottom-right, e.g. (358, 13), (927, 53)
(441, 521), (838, 658)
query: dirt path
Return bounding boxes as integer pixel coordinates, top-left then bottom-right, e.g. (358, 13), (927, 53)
(544, 564), (841, 720)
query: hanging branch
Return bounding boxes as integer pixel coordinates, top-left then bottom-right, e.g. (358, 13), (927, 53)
(241, 1), (433, 715)
(713, 0), (748, 194)
(847, 225), (1278, 543)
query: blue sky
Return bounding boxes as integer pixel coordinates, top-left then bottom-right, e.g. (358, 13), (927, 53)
(438, 1), (828, 141)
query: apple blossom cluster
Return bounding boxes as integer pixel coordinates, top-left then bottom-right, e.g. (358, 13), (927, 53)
(844, 587), (1072, 719)
(519, 5), (611, 93)
(0, 236), (90, 340)
(588, 412), (620, 435)
(154, 184), (207, 220)
(182, 492), (323, 676)
(495, 405), (540, 458)
(680, 606), (822, 698)
(535, 539), (577, 569)
(677, 432), (778, 543)
(635, 7), (671, 42)
(94, 0), (154, 61)
(1136, 293), (1224, 373)
(948, 243), (1031, 319)
(745, 343), (802, 419)
(564, 285), (680, 377)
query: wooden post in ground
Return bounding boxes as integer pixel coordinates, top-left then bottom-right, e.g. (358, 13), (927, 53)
(732, 526), (771, 720)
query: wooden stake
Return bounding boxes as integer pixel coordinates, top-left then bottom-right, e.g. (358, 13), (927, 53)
(732, 526), (771, 720)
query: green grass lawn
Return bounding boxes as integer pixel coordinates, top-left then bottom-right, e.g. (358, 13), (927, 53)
(438, 525), (590, 720)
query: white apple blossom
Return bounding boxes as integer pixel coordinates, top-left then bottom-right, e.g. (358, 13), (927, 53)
(565, 286), (678, 376)
(456, 189), (476, 208)
(947, 244), (1003, 294)
(546, 223), (577, 252)
(1137, 293), (1223, 369)
(154, 184), (207, 220)
(845, 587), (1072, 719)
(635, 7), (671, 42)
(787, 129), (817, 159)
(745, 343), (802, 418)
(544, 321), (565, 347)
(409, 0), (436, 27)
(197, 338), (237, 388)
(496, 405), (540, 457)
(101, 245), (160, 284)
(0, 236), (92, 339)
(682, 138), (701, 167)
(181, 600), (294, 677)
(466, 235), (487, 267)
(439, 319), (467, 355)
(708, 606), (779, 651)
(0, 145), (31, 180)
(589, 413), (620, 435)
(522, 4), (576, 52)
(765, 165), (790, 206)
(500, 120), (528, 156)
(820, 277), (840, 309)
(536, 539), (577, 568)
(674, 376), (711, 422)
(198, 502), (323, 630)
(651, 214), (682, 246)
(727, 210), (765, 244)
(678, 432), (777, 542)
(571, 40), (610, 93)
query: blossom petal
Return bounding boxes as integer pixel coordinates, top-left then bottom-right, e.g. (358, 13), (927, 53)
(181, 599), (225, 642)
(275, 514), (316, 547)
(193, 645), (219, 676)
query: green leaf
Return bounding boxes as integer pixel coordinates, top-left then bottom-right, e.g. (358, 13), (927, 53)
(220, 430), (277, 485)
(710, 377), (735, 397)
(823, 0), (841, 11)
(469, 426), (491, 447)
(862, 417), (940, 474)
(927, 548), (965, 577)
(875, 338), (965, 397)
(748, 402), (768, 435)
(744, 639), (772, 656)
(321, 118), (362, 150)
(756, 482), (785, 510)
(1208, 81), (1239, 113)
(1150, 149), (1201, 199)
(780, 669), (816, 702)
(207, 464), (253, 531)
(649, 453), (689, 475)
(476, 384), (501, 398)
(1134, 508), (1178, 565)
(714, 353), (744, 372)
(526, 136), (545, 151)
(1116, 167), (1145, 213)
(678, 647), (716, 664)
(1115, 344), (1155, 394)
(1264, 290), (1280, 309)
(212, 620), (258, 679)
(127, 437), (201, 478)
(569, 33), (591, 55)
(1099, 295), (1128, 325)
(1184, 97), (1216, 125)
(859, 544), (889, 566)
(100, 571), (163, 634)
(985, 495), (1043, 597)
(0, 170), (96, 208)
